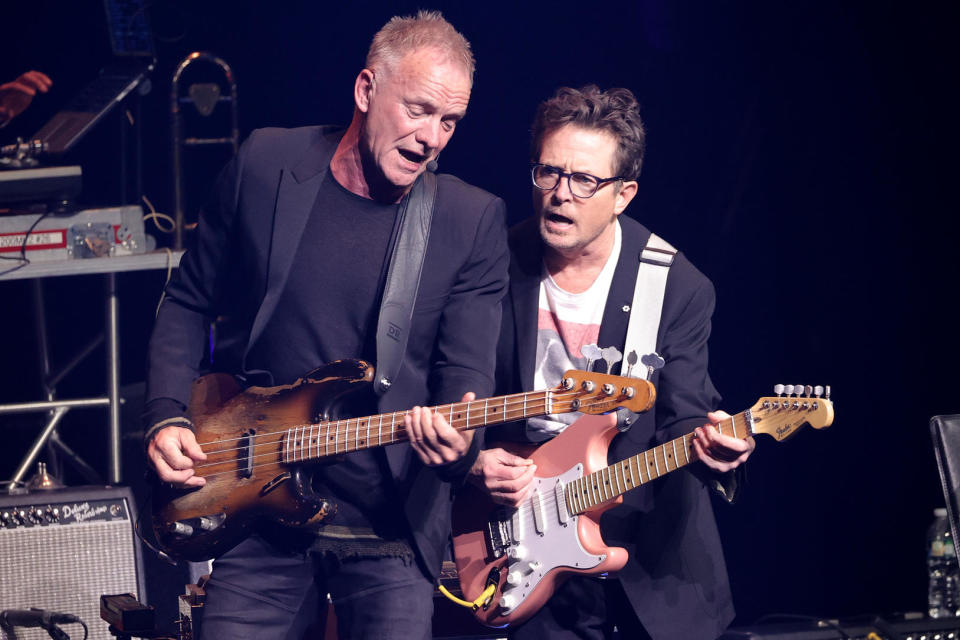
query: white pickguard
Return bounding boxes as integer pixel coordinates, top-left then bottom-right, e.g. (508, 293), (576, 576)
(496, 464), (606, 613)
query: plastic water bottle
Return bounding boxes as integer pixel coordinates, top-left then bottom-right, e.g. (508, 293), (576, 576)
(928, 507), (959, 617)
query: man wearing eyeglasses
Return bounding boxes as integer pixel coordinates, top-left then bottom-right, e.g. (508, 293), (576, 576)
(469, 85), (754, 639)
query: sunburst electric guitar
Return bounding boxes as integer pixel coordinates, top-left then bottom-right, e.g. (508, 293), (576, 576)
(151, 359), (655, 562)
(451, 384), (834, 627)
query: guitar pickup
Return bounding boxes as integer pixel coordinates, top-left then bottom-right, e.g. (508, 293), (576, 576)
(239, 429), (256, 479)
(531, 490), (546, 535)
(555, 480), (569, 524)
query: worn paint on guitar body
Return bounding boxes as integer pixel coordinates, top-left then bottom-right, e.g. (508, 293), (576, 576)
(151, 359), (375, 562)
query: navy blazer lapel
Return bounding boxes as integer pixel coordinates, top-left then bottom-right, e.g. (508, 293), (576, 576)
(245, 142), (335, 358)
(509, 221), (545, 392)
(597, 217), (653, 375)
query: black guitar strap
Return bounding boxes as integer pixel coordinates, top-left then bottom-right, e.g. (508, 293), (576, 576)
(374, 170), (437, 396)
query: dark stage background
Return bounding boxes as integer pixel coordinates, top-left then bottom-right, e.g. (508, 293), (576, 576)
(2, 0), (958, 631)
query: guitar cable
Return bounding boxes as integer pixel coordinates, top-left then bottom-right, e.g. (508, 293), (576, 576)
(437, 582), (497, 611)
(437, 566), (499, 611)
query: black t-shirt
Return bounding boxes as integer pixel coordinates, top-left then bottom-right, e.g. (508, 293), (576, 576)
(247, 170), (407, 542)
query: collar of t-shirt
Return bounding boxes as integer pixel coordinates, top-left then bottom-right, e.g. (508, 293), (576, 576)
(528, 219), (623, 440)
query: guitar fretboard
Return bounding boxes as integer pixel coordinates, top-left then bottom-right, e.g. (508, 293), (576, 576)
(564, 410), (752, 515)
(281, 389), (561, 463)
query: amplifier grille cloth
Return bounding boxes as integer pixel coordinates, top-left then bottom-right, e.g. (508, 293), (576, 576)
(0, 519), (140, 640)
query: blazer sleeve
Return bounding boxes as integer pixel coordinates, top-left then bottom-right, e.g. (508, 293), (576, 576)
(142, 133), (250, 437)
(429, 195), (509, 481)
(653, 267), (744, 500)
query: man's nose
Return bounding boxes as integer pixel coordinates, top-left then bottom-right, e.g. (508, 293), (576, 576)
(416, 118), (442, 150)
(551, 176), (574, 202)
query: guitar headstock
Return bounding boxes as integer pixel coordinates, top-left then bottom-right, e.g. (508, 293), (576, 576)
(749, 384), (834, 441)
(558, 370), (656, 415)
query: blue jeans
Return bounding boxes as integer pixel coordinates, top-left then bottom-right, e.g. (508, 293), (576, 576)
(198, 533), (434, 640)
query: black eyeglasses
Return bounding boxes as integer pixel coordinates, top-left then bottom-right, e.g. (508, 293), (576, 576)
(530, 163), (625, 199)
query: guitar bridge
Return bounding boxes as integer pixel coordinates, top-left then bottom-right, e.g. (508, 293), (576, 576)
(486, 509), (514, 559)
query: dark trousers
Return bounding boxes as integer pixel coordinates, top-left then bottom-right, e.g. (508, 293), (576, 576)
(508, 576), (652, 640)
(198, 533), (435, 640)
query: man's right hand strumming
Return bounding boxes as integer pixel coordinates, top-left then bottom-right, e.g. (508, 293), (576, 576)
(147, 425), (208, 487)
(468, 447), (537, 507)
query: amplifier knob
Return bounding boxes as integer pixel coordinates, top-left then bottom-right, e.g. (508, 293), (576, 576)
(0, 512), (11, 527)
(49, 507), (60, 522)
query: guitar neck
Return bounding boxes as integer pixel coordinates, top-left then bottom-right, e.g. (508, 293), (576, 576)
(283, 389), (560, 463)
(565, 410), (753, 516)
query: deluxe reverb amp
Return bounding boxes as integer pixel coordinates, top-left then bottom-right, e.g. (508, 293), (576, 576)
(0, 485), (146, 640)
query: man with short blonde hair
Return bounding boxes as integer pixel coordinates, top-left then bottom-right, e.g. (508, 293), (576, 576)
(145, 11), (507, 639)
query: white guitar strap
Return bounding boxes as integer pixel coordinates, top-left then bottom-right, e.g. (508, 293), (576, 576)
(623, 232), (676, 380)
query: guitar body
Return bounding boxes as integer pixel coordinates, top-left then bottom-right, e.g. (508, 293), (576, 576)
(152, 359), (376, 562)
(452, 413), (628, 627)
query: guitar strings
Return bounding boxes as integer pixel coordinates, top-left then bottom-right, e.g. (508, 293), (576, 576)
(189, 389), (569, 449)
(187, 393), (623, 481)
(186, 390), (576, 453)
(190, 394), (574, 478)
(190, 391), (560, 457)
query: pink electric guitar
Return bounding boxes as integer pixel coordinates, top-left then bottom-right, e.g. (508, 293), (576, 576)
(451, 385), (834, 627)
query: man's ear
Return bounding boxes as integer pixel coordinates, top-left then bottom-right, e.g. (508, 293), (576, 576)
(613, 180), (639, 215)
(354, 69), (375, 113)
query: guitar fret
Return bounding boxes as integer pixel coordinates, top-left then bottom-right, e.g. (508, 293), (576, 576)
(628, 457), (638, 487)
(672, 439), (679, 469)
(466, 401), (470, 430)
(653, 448), (661, 476)
(730, 415), (737, 439)
(601, 468), (611, 501)
(613, 463), (624, 495)
(502, 396), (507, 424)
(682, 434), (690, 465)
(313, 423), (319, 460)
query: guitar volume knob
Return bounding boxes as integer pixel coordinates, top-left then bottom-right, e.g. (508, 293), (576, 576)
(507, 545), (528, 560)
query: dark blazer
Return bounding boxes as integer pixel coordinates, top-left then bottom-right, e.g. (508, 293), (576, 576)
(145, 125), (509, 577)
(494, 215), (735, 640)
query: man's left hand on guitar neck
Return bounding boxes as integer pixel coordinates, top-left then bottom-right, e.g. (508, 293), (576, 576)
(691, 410), (756, 473)
(405, 392), (477, 467)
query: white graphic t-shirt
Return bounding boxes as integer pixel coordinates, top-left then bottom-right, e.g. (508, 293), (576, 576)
(527, 220), (622, 441)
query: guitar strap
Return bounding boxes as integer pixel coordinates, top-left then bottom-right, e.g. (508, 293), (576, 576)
(373, 170), (438, 396)
(622, 232), (676, 380)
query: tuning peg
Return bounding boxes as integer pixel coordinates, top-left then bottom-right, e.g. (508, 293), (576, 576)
(805, 385), (813, 397)
(774, 384), (785, 397)
(783, 384), (795, 396)
(813, 385), (823, 397)
(825, 385), (831, 400)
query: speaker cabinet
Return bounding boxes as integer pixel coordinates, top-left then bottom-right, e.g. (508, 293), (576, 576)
(0, 485), (146, 640)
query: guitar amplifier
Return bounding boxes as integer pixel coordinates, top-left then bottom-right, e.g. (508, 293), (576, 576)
(0, 485), (146, 640)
